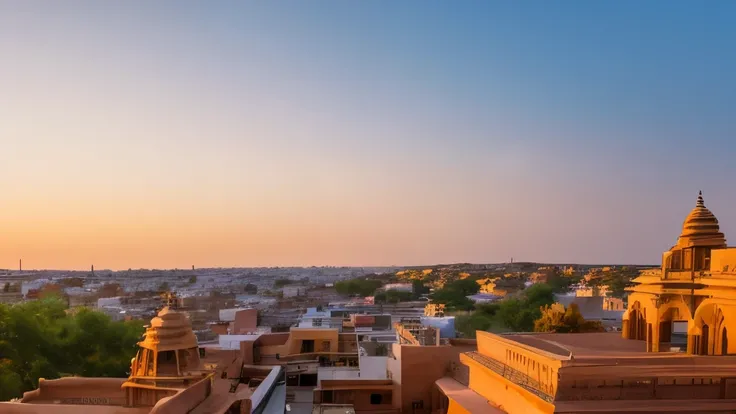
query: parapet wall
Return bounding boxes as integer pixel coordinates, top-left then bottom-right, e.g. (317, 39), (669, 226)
(248, 365), (284, 412)
(475, 332), (565, 401)
(149, 375), (213, 414)
(21, 377), (127, 405)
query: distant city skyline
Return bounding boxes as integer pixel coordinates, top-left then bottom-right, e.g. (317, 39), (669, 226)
(2, 2), (735, 270)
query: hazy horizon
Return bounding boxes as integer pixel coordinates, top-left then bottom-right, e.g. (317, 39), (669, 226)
(2, 2), (735, 270)
(7, 261), (660, 273)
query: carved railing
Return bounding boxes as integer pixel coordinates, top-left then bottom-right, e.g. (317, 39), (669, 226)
(465, 352), (554, 403)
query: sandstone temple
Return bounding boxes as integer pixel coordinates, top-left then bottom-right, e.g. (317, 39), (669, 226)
(623, 191), (736, 355)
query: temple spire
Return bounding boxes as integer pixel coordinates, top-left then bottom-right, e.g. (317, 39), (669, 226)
(697, 191), (705, 208)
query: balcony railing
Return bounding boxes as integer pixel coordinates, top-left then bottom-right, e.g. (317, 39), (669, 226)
(663, 270), (712, 281)
(465, 352), (554, 403)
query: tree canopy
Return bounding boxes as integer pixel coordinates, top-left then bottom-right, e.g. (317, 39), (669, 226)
(455, 283), (556, 337)
(411, 280), (430, 298)
(534, 302), (605, 333)
(587, 267), (638, 298)
(273, 278), (294, 288)
(429, 278), (480, 312)
(0, 297), (145, 400)
(244, 283), (258, 294)
(334, 279), (383, 297)
(374, 290), (413, 304)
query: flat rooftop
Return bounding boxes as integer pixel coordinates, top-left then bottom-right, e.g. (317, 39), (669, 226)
(504, 332), (654, 358)
(500, 332), (736, 376)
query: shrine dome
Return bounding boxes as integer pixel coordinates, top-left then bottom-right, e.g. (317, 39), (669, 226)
(675, 191), (726, 248)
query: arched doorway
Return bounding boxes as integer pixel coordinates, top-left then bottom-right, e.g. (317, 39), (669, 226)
(722, 327), (728, 355)
(701, 324), (710, 355)
(629, 309), (645, 340)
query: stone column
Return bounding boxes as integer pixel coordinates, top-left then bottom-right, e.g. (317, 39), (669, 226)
(651, 319), (660, 352)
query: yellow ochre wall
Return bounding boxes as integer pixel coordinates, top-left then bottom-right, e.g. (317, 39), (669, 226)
(457, 332), (559, 414)
(710, 248), (736, 273)
(476, 332), (562, 398)
(463, 355), (555, 414)
(447, 399), (472, 414)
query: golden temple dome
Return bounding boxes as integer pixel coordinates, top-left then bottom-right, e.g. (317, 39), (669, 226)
(139, 306), (199, 352)
(675, 191), (726, 248)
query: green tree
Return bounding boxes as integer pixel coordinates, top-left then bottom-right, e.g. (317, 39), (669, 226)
(455, 303), (504, 338)
(429, 278), (480, 312)
(0, 360), (23, 401)
(374, 292), (387, 303)
(158, 282), (170, 292)
(534, 303), (605, 333)
(524, 283), (556, 309)
(545, 268), (581, 294)
(411, 280), (430, 299)
(498, 284), (555, 331)
(383, 290), (412, 303)
(244, 283), (258, 294)
(188, 275), (197, 284)
(0, 297), (145, 400)
(334, 279), (383, 297)
(273, 278), (293, 288)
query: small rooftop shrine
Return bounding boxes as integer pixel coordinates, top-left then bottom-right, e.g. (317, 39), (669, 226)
(123, 306), (207, 406)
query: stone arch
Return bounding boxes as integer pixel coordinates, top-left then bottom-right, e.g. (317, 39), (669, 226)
(657, 297), (693, 346)
(625, 301), (648, 341)
(691, 300), (736, 355)
(713, 307), (736, 355)
(658, 297), (692, 323)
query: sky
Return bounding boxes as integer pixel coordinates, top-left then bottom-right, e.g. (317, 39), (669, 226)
(1, 1), (735, 270)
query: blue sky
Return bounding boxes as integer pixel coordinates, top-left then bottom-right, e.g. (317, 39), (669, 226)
(1, 1), (735, 269)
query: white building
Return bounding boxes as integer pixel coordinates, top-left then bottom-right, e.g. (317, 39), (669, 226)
(382, 283), (413, 292)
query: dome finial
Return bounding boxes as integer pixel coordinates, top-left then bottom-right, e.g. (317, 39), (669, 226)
(697, 191), (705, 208)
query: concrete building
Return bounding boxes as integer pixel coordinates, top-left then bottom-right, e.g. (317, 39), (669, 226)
(466, 293), (500, 304)
(310, 322), (477, 414)
(382, 283), (413, 292)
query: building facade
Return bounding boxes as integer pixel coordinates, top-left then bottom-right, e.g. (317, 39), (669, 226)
(623, 192), (736, 354)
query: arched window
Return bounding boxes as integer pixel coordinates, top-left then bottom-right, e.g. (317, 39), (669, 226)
(701, 325), (710, 356)
(722, 327), (728, 355)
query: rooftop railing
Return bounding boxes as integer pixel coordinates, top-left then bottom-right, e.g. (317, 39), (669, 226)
(465, 352), (554, 403)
